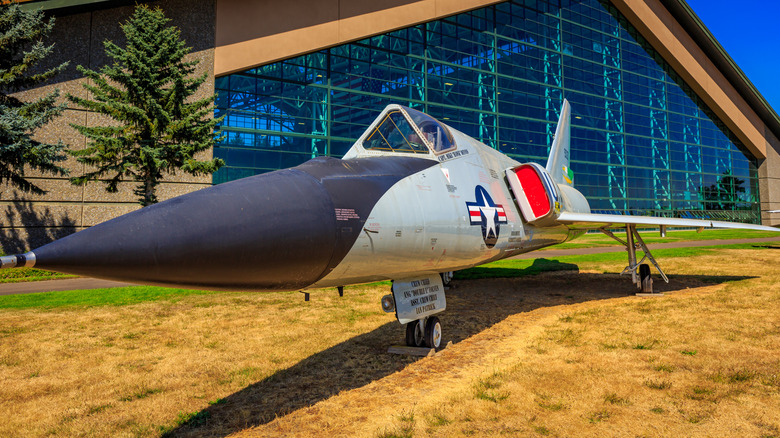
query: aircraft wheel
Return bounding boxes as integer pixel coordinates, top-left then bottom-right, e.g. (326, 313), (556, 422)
(424, 316), (442, 349)
(440, 271), (454, 286)
(639, 264), (653, 293)
(406, 320), (425, 347)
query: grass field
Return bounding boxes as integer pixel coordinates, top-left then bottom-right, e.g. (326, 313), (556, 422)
(0, 267), (72, 283)
(554, 227), (780, 249)
(0, 228), (774, 284)
(0, 242), (778, 436)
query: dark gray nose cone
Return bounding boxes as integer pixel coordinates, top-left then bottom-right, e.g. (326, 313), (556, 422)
(31, 156), (437, 291)
(33, 168), (337, 291)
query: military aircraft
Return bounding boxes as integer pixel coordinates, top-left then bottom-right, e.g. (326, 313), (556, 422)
(2, 100), (777, 349)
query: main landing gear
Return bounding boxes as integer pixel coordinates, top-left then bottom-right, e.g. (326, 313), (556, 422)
(405, 316), (442, 348)
(600, 224), (669, 294)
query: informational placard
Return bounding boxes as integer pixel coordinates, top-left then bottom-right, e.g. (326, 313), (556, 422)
(392, 275), (446, 325)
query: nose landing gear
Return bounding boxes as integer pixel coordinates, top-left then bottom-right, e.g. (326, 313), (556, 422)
(383, 274), (448, 351)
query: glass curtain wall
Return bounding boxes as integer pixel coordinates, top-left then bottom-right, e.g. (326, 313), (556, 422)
(213, 0), (760, 223)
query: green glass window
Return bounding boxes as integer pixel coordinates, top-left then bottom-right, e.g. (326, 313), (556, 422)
(214, 0), (761, 224)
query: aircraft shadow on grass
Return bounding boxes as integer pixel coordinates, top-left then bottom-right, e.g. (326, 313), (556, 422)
(167, 269), (753, 437)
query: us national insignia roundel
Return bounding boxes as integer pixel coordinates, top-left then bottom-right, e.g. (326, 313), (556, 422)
(466, 185), (507, 248)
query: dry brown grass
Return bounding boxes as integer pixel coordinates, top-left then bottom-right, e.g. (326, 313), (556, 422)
(0, 247), (778, 437)
(0, 286), (414, 437)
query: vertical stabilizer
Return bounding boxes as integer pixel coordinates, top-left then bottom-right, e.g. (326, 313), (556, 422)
(546, 99), (573, 187)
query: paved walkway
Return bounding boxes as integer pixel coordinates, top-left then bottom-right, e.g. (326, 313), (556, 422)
(1, 236), (779, 296)
(0, 278), (130, 296)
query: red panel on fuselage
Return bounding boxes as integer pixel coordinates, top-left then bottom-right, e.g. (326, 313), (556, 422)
(515, 166), (551, 218)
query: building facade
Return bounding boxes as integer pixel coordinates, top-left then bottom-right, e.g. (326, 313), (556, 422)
(213, 0), (759, 220)
(5, 0), (780, 251)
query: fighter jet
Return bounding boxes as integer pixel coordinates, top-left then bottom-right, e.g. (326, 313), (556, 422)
(1, 100), (777, 349)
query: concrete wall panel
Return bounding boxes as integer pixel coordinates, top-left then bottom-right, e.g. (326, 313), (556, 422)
(0, 203), (82, 228)
(81, 203), (138, 226)
(759, 131), (780, 225)
(0, 179), (83, 203)
(0, 226), (82, 254)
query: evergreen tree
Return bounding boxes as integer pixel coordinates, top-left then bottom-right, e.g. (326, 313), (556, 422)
(68, 5), (224, 206)
(0, 1), (68, 194)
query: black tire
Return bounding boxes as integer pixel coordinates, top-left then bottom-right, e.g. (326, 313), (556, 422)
(440, 271), (454, 286)
(639, 264), (653, 293)
(406, 321), (425, 347)
(424, 316), (442, 349)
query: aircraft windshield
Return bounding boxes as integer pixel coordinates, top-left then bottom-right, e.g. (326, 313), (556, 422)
(403, 107), (455, 153)
(363, 110), (430, 154)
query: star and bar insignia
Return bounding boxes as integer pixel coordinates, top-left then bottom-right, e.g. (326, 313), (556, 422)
(466, 185), (507, 248)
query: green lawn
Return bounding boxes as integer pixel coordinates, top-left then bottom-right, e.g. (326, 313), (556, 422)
(556, 228), (779, 249)
(0, 267), (74, 283)
(455, 242), (774, 280)
(0, 280), (393, 310)
(2, 242), (772, 310)
(0, 286), (221, 309)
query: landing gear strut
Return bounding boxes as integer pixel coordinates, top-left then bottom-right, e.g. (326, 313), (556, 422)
(600, 224), (668, 294)
(405, 316), (442, 348)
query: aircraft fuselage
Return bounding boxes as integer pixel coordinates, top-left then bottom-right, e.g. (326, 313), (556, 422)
(313, 126), (574, 288)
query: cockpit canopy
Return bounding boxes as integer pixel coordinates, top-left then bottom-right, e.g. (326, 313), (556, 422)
(362, 106), (455, 154)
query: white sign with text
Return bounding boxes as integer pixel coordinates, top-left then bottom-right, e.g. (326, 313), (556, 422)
(392, 275), (446, 324)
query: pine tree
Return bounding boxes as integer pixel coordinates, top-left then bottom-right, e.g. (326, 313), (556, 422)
(0, 1), (68, 194)
(68, 5), (224, 206)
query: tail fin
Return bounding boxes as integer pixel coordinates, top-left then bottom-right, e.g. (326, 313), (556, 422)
(546, 99), (573, 187)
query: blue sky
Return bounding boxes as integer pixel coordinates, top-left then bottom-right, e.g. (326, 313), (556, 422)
(685, 0), (780, 112)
